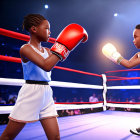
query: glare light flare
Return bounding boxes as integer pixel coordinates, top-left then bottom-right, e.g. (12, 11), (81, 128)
(45, 4), (49, 9)
(114, 13), (118, 17)
(102, 43), (116, 57)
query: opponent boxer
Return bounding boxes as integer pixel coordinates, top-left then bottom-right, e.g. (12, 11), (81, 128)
(0, 14), (88, 140)
(102, 24), (140, 136)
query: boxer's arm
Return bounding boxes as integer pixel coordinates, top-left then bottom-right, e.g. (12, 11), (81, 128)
(102, 43), (140, 68)
(20, 44), (60, 72)
(120, 53), (140, 68)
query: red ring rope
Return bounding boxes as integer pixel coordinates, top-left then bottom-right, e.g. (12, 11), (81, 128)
(0, 55), (101, 77)
(0, 28), (56, 43)
(105, 69), (140, 81)
(105, 69), (140, 73)
(55, 101), (103, 104)
(107, 77), (140, 81)
(1, 55), (140, 80)
(107, 101), (140, 104)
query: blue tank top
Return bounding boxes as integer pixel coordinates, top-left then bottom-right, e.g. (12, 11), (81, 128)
(22, 44), (51, 82)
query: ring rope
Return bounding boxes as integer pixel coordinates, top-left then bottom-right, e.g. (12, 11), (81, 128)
(0, 78), (140, 114)
(105, 69), (140, 73)
(0, 55), (102, 77)
(107, 85), (140, 89)
(0, 28), (56, 43)
(1, 55), (140, 80)
(0, 78), (103, 89)
(108, 77), (140, 81)
(0, 102), (104, 114)
(107, 101), (140, 104)
(0, 77), (104, 114)
(107, 103), (140, 109)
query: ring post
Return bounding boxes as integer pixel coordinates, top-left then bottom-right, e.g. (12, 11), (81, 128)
(102, 74), (107, 111)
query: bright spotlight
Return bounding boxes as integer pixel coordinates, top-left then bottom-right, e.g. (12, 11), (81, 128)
(45, 4), (49, 9)
(114, 13), (118, 17)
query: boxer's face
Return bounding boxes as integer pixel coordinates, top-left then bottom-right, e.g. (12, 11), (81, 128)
(31, 20), (51, 42)
(133, 29), (140, 49)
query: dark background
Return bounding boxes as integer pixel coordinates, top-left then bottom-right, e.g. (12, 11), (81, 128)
(1, 0), (140, 103)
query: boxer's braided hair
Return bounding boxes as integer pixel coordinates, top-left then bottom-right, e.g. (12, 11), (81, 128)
(135, 24), (140, 29)
(22, 14), (46, 32)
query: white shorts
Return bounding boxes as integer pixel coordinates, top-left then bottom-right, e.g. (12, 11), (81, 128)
(9, 83), (58, 123)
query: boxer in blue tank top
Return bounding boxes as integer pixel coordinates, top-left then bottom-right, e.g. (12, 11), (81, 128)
(0, 14), (60, 140)
(0, 13), (88, 140)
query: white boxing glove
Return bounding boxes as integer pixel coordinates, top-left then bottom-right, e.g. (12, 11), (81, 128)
(102, 43), (123, 64)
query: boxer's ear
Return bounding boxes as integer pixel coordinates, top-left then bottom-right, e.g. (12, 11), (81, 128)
(30, 26), (37, 33)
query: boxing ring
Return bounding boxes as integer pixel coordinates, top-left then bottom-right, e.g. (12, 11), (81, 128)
(0, 28), (140, 140)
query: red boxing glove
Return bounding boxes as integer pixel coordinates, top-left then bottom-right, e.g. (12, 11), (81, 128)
(51, 23), (88, 61)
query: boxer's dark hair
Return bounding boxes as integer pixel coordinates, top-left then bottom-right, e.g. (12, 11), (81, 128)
(135, 24), (140, 29)
(22, 14), (46, 32)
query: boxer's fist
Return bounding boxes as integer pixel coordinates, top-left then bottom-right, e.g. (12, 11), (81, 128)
(51, 23), (88, 61)
(102, 43), (123, 64)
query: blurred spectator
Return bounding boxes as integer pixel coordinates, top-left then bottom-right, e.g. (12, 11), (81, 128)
(74, 109), (81, 115)
(8, 94), (17, 103)
(66, 99), (70, 102)
(125, 97), (135, 112)
(89, 93), (99, 102)
(73, 97), (78, 102)
(138, 96), (140, 102)
(129, 97), (136, 112)
(61, 110), (69, 116)
(129, 97), (135, 103)
(8, 98), (15, 104)
(54, 97), (57, 103)
(97, 94), (103, 101)
(107, 95), (115, 111)
(79, 97), (84, 102)
(125, 98), (129, 102)
(69, 110), (74, 116)
(0, 97), (6, 104)
(107, 95), (115, 102)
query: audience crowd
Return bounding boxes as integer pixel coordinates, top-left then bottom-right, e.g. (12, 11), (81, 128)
(0, 89), (140, 124)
